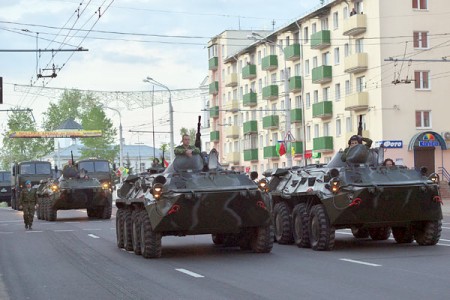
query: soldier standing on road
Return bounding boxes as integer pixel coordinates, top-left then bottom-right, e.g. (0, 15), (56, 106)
(174, 134), (200, 157)
(19, 180), (37, 230)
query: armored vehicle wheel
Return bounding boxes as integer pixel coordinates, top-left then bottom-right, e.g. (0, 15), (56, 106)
(369, 227), (391, 240)
(140, 212), (162, 258)
(238, 229), (252, 250)
(414, 220), (441, 246)
(250, 224), (274, 253)
(223, 234), (239, 247)
(132, 210), (142, 255)
(42, 198), (47, 220)
(47, 202), (57, 221)
(36, 201), (43, 220)
(351, 227), (370, 239)
(273, 202), (294, 244)
(123, 210), (133, 251)
(392, 227), (414, 243)
(212, 234), (224, 245)
(98, 198), (112, 219)
(116, 209), (125, 248)
(309, 204), (335, 251)
(87, 208), (97, 218)
(292, 203), (310, 248)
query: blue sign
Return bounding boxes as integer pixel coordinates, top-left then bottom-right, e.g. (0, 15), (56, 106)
(419, 141), (440, 147)
(379, 140), (403, 148)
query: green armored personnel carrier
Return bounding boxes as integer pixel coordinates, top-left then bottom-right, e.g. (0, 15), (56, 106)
(268, 144), (442, 251)
(0, 171), (11, 206)
(36, 161), (112, 221)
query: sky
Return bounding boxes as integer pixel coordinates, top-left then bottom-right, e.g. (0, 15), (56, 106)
(0, 0), (323, 149)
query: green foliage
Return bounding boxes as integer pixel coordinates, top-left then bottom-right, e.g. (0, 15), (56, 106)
(179, 127), (196, 145)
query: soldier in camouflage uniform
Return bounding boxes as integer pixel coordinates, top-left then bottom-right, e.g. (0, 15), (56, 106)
(174, 134), (200, 157)
(19, 180), (38, 230)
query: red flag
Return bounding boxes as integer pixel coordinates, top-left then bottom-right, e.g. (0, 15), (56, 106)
(164, 159), (169, 167)
(278, 142), (286, 156)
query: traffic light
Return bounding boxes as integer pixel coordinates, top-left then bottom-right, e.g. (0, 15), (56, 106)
(0, 77), (3, 104)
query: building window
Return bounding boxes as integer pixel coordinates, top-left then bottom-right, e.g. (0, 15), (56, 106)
(323, 52), (331, 66)
(323, 87), (330, 101)
(313, 56), (318, 68)
(344, 43), (350, 57)
(335, 83), (341, 101)
(304, 27), (309, 44)
(323, 122), (330, 136)
(295, 95), (301, 108)
(415, 111), (431, 128)
(305, 60), (310, 76)
(346, 117), (353, 133)
(257, 51), (262, 65)
(306, 125), (311, 141)
(314, 124), (319, 138)
(345, 80), (351, 95)
(356, 76), (365, 92)
(336, 119), (342, 137)
(314, 90), (319, 104)
(412, 0), (427, 10)
(343, 6), (348, 19)
(312, 23), (317, 34)
(333, 11), (339, 29)
(334, 47), (340, 65)
(355, 38), (364, 53)
(321, 17), (329, 31)
(414, 71), (430, 89)
(413, 31), (428, 49)
(306, 93), (311, 108)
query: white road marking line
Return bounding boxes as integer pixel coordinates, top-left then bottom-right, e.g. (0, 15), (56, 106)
(54, 230), (75, 232)
(336, 231), (353, 235)
(64, 222), (80, 224)
(441, 226), (450, 229)
(439, 238), (450, 242)
(340, 258), (381, 267)
(26, 231), (44, 233)
(175, 269), (205, 278)
(88, 234), (100, 239)
(82, 228), (102, 231)
(437, 243), (450, 247)
(0, 220), (21, 223)
(0, 232), (13, 234)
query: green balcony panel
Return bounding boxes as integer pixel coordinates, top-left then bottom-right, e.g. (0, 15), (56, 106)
(209, 57), (218, 70)
(209, 81), (219, 94)
(262, 85), (279, 100)
(261, 55), (278, 71)
(312, 101), (333, 118)
(289, 76), (302, 92)
(310, 30), (331, 49)
(264, 145), (279, 159)
(312, 66), (332, 84)
(284, 44), (301, 61)
(210, 106), (219, 118)
(243, 120), (258, 134)
(313, 136), (334, 152)
(244, 149), (258, 161)
(242, 64), (257, 79)
(210, 131), (220, 142)
(243, 91), (257, 107)
(292, 141), (304, 155)
(290, 108), (302, 123)
(263, 115), (279, 129)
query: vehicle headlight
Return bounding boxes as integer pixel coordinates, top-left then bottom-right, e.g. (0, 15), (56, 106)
(258, 179), (269, 192)
(329, 177), (340, 194)
(152, 183), (164, 200)
(102, 182), (110, 190)
(51, 184), (59, 192)
(428, 173), (439, 184)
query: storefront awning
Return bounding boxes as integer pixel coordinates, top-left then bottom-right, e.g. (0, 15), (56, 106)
(408, 131), (447, 151)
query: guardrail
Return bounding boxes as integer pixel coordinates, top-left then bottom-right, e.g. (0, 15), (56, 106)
(438, 167), (450, 183)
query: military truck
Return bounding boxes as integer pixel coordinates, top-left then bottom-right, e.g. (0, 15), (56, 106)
(268, 144), (442, 251)
(36, 160), (112, 221)
(0, 171), (12, 206)
(77, 158), (115, 192)
(115, 117), (273, 258)
(11, 161), (52, 210)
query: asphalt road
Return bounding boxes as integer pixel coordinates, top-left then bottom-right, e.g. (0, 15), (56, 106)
(1, 206), (450, 300)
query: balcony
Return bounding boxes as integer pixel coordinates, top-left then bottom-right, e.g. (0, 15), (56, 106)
(345, 92), (369, 111)
(210, 131), (220, 142)
(209, 81), (219, 95)
(291, 108), (303, 123)
(263, 115), (279, 129)
(262, 55), (278, 71)
(313, 136), (334, 152)
(344, 53), (368, 74)
(210, 106), (219, 118)
(312, 101), (333, 118)
(312, 65), (332, 84)
(310, 30), (331, 50)
(226, 125), (240, 139)
(226, 152), (240, 164)
(343, 14), (367, 36)
(244, 148), (258, 161)
(292, 141), (304, 155)
(289, 76), (302, 92)
(225, 73), (238, 87)
(243, 120), (258, 134)
(209, 56), (219, 70)
(262, 85), (279, 100)
(243, 91), (257, 107)
(242, 64), (257, 80)
(264, 146), (279, 159)
(284, 44), (301, 61)
(223, 99), (239, 113)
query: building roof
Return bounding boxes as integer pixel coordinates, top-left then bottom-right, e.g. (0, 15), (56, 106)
(56, 118), (82, 130)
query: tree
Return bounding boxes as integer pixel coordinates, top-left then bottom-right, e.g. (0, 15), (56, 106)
(179, 127), (196, 145)
(0, 109), (48, 169)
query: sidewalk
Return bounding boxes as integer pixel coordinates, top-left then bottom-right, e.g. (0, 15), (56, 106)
(442, 198), (450, 216)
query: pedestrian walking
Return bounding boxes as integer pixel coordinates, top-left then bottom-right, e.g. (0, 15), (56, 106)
(19, 180), (38, 230)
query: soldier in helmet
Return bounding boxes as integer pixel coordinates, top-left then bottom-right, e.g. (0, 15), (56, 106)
(341, 135), (373, 162)
(174, 134), (200, 158)
(19, 180), (38, 230)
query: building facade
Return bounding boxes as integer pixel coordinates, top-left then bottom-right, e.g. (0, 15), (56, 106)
(207, 0), (450, 176)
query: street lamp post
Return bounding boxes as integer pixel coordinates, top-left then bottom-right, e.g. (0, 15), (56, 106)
(251, 32), (292, 168)
(103, 106), (124, 180)
(143, 77), (174, 163)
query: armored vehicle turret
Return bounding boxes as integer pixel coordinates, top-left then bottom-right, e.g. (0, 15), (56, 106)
(268, 144), (442, 250)
(115, 117), (273, 258)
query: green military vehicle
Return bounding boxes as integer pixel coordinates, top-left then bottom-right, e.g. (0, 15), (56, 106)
(77, 158), (115, 191)
(0, 171), (12, 206)
(268, 144), (442, 250)
(36, 159), (112, 221)
(10, 161), (53, 210)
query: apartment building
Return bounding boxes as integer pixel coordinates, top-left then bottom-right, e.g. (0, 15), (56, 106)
(207, 0), (450, 177)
